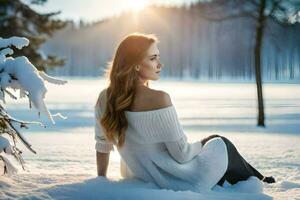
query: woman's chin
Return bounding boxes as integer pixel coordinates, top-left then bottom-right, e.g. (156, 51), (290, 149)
(147, 74), (160, 81)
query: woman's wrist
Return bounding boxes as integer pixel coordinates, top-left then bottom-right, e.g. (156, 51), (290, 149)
(96, 151), (110, 177)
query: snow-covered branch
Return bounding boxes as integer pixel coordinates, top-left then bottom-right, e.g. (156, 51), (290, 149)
(0, 36), (67, 175)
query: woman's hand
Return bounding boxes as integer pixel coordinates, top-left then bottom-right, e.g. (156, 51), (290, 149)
(201, 134), (221, 146)
(96, 151), (110, 177)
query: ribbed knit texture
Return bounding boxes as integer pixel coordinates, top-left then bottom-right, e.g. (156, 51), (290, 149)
(94, 105), (186, 152)
(94, 101), (228, 192)
(124, 105), (185, 144)
(94, 104), (114, 153)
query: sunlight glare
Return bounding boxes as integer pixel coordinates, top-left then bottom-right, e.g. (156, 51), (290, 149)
(128, 0), (148, 12)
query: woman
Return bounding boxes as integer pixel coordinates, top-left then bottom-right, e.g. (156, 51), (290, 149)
(94, 33), (275, 192)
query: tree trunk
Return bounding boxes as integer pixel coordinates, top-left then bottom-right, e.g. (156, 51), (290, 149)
(254, 0), (266, 127)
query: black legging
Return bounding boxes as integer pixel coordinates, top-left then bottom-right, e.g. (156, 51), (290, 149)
(202, 135), (274, 186)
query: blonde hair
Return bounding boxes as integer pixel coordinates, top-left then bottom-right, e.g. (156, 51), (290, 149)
(97, 33), (158, 148)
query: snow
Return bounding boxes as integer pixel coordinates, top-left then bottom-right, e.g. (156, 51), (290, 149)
(0, 136), (11, 153)
(289, 11), (300, 24)
(0, 36), (67, 124)
(1, 78), (300, 199)
(0, 36), (68, 180)
(0, 37), (29, 50)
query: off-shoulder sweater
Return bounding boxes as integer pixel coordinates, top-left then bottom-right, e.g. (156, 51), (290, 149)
(94, 97), (228, 192)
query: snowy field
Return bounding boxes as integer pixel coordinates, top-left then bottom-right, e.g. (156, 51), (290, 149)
(1, 78), (300, 199)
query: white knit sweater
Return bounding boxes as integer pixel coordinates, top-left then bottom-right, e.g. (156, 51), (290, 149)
(95, 97), (228, 192)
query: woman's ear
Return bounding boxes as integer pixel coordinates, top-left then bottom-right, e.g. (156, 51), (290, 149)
(135, 65), (140, 71)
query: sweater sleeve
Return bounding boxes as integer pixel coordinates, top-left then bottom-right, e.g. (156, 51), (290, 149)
(94, 105), (114, 153)
(164, 131), (203, 164)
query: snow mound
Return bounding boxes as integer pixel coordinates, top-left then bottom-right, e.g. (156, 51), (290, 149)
(37, 177), (271, 200)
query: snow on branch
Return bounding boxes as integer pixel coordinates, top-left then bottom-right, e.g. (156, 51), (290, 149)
(289, 11), (300, 24)
(0, 36), (29, 50)
(0, 36), (67, 175)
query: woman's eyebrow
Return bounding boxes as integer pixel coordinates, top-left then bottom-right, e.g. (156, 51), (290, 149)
(149, 54), (160, 58)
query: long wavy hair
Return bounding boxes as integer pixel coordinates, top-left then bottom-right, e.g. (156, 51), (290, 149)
(98, 33), (158, 148)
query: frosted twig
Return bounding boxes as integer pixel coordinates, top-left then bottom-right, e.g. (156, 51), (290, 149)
(52, 112), (68, 120)
(0, 105), (45, 128)
(5, 120), (37, 154)
(39, 71), (68, 85)
(3, 89), (17, 100)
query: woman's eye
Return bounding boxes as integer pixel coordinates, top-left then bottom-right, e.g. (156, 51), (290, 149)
(150, 57), (156, 61)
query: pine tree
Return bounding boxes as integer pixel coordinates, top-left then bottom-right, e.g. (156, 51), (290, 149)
(0, 36), (67, 175)
(0, 0), (66, 71)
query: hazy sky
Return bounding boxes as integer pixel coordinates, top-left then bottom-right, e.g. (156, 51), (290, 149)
(26, 0), (199, 22)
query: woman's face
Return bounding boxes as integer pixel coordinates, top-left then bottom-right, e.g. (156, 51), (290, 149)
(137, 42), (163, 82)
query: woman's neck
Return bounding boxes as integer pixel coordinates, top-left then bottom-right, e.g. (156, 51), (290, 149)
(136, 79), (148, 87)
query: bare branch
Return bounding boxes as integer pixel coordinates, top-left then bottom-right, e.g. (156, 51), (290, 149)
(199, 11), (257, 22)
(268, 0), (284, 17)
(0, 107), (45, 128)
(11, 146), (26, 170)
(197, 0), (258, 22)
(6, 120), (37, 154)
(0, 105), (42, 154)
(248, 0), (259, 7)
(269, 14), (294, 27)
(3, 89), (17, 100)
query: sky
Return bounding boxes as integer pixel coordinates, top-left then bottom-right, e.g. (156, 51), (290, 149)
(26, 0), (199, 23)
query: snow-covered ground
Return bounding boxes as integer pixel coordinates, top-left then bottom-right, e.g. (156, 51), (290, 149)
(1, 78), (299, 199)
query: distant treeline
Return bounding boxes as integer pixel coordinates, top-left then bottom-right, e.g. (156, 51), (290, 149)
(43, 4), (300, 80)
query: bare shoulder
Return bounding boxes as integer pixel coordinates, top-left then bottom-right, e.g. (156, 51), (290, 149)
(151, 90), (172, 108)
(132, 87), (172, 111)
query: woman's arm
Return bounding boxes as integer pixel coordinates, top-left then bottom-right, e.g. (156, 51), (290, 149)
(166, 134), (221, 164)
(150, 91), (203, 164)
(165, 135), (203, 164)
(95, 90), (114, 176)
(96, 151), (110, 177)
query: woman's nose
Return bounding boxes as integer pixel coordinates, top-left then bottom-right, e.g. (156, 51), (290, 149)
(158, 62), (163, 69)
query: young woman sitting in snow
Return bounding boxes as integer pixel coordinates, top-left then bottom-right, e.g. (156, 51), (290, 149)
(94, 33), (275, 192)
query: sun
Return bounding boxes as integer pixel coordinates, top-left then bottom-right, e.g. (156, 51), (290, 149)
(128, 0), (148, 12)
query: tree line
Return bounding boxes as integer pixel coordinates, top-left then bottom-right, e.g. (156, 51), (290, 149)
(43, 3), (300, 82)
